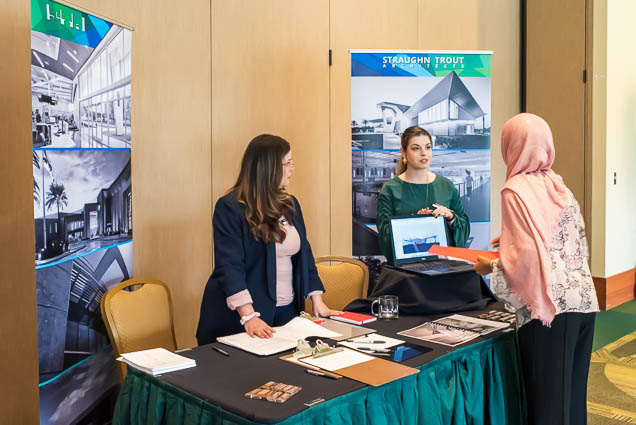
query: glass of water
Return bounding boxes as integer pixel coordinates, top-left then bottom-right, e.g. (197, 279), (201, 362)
(371, 295), (399, 320)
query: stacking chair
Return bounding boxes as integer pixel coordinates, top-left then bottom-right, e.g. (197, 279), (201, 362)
(100, 277), (178, 379)
(306, 256), (369, 313)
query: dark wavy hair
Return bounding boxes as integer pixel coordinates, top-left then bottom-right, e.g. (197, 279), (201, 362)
(230, 134), (296, 244)
(396, 126), (432, 175)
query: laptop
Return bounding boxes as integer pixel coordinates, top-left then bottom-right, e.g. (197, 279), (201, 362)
(389, 215), (474, 276)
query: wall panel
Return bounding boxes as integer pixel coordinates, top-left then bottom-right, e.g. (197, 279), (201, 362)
(0, 1), (40, 422)
(211, 0), (330, 255)
(329, 0), (419, 256)
(526, 0), (586, 209)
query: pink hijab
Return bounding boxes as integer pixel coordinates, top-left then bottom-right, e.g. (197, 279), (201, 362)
(499, 113), (569, 326)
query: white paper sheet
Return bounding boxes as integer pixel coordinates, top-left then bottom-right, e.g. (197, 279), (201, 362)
(299, 348), (375, 372)
(217, 317), (342, 356)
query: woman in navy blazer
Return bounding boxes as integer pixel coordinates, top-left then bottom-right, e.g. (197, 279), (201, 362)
(196, 135), (340, 345)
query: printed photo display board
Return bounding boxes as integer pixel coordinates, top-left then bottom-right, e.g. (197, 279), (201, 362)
(350, 50), (492, 273)
(31, 0), (133, 423)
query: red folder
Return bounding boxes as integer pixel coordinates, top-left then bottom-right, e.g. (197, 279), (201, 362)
(428, 245), (499, 263)
(329, 311), (377, 325)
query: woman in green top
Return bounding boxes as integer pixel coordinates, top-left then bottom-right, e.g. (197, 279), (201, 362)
(377, 125), (470, 264)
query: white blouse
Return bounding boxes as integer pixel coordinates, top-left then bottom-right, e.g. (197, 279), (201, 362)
(490, 190), (599, 328)
(274, 217), (301, 306)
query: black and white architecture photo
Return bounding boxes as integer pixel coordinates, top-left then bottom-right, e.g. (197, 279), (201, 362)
(36, 243), (132, 425)
(33, 149), (132, 265)
(31, 25), (131, 148)
(351, 72), (491, 150)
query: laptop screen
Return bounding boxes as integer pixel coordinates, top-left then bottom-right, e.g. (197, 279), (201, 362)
(390, 215), (449, 262)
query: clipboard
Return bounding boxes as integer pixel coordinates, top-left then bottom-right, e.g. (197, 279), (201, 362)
(282, 348), (419, 387)
(279, 354), (342, 379)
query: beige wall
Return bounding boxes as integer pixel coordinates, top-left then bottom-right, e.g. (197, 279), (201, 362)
(525, 0), (587, 210)
(591, 0), (607, 277)
(211, 0), (330, 255)
(0, 1), (40, 423)
(604, 0), (636, 277)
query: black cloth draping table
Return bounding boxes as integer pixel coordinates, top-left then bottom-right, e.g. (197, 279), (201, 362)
(113, 301), (526, 425)
(346, 266), (495, 315)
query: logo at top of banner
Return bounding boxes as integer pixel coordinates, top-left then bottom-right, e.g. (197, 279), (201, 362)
(352, 52), (491, 77)
(31, 0), (113, 48)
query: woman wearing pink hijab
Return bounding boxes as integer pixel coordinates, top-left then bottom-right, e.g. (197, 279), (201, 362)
(474, 113), (599, 425)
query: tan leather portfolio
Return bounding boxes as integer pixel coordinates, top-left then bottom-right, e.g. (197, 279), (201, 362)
(280, 349), (419, 387)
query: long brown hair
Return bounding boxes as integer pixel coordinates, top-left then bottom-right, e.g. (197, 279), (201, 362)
(395, 126), (432, 175)
(230, 134), (296, 244)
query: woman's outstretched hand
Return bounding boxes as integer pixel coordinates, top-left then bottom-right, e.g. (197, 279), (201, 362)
(244, 317), (276, 339)
(473, 255), (493, 275)
(311, 295), (342, 318)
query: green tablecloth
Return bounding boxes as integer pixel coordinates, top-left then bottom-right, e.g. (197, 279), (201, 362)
(113, 333), (525, 425)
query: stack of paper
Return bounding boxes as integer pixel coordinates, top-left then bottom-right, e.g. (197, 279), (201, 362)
(217, 317), (343, 356)
(118, 347), (196, 375)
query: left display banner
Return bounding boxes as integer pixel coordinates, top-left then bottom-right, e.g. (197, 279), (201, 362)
(31, 0), (133, 423)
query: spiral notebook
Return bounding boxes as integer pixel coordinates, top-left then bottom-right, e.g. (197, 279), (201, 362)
(397, 314), (509, 347)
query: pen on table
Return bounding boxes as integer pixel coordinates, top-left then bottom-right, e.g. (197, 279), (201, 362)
(305, 369), (340, 380)
(212, 346), (230, 357)
(351, 340), (386, 344)
(357, 348), (391, 356)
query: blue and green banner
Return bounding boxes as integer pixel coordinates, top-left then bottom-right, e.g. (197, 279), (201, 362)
(352, 51), (492, 77)
(351, 50), (492, 277)
(30, 1), (133, 423)
(31, 0), (112, 48)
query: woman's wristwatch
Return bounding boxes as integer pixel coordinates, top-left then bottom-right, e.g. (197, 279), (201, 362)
(240, 311), (260, 325)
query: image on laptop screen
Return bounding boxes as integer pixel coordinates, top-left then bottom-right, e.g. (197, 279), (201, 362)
(390, 216), (449, 261)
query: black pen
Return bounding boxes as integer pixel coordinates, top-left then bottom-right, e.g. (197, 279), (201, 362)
(352, 340), (386, 344)
(212, 346), (230, 357)
(305, 369), (340, 380)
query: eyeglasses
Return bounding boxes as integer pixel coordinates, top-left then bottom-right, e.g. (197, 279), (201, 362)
(283, 160), (295, 168)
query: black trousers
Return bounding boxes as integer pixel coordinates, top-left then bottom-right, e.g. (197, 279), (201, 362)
(518, 312), (596, 425)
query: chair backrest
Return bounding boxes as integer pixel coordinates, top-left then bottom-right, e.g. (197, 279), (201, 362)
(306, 256), (369, 312)
(101, 277), (178, 379)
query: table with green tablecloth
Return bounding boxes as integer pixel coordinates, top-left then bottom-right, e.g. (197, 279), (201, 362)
(113, 304), (526, 425)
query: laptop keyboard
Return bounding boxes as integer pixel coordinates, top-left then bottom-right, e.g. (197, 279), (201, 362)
(404, 260), (467, 272)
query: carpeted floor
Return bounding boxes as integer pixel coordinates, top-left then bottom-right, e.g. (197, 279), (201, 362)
(588, 300), (636, 424)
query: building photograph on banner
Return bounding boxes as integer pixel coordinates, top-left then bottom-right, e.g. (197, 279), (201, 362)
(33, 149), (132, 267)
(351, 50), (492, 272)
(31, 0), (131, 149)
(30, 1), (133, 423)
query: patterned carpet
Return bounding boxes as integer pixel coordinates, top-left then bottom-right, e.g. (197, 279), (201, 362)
(588, 300), (636, 424)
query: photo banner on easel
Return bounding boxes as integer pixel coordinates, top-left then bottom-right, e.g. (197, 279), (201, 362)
(350, 50), (492, 273)
(31, 0), (133, 423)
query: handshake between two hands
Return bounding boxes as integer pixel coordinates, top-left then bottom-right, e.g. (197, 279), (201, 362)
(473, 236), (499, 276)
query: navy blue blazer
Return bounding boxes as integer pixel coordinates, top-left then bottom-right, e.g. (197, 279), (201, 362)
(196, 193), (325, 345)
